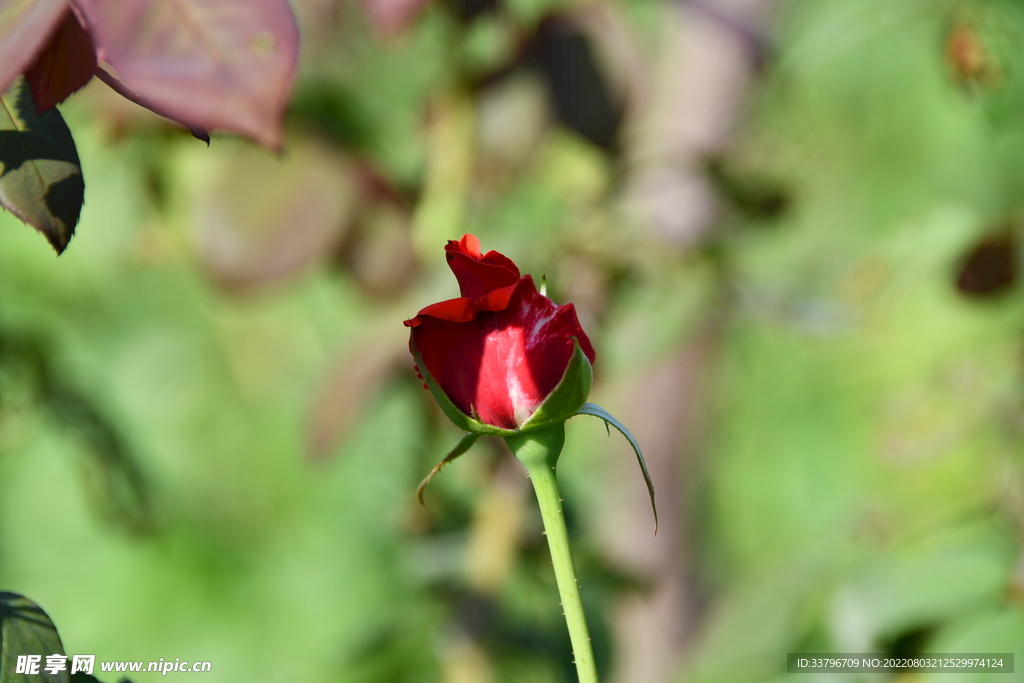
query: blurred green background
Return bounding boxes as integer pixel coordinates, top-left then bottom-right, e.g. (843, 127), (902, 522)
(3, 0), (1024, 681)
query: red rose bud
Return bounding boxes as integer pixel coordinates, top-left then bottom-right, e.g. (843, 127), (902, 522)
(404, 235), (596, 434)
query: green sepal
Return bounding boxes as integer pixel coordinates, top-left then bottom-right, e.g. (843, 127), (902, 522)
(409, 341), (516, 437)
(519, 340), (593, 433)
(572, 403), (658, 533)
(411, 337), (592, 500)
(416, 432), (480, 507)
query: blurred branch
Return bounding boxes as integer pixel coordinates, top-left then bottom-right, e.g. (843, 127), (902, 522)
(0, 329), (154, 535)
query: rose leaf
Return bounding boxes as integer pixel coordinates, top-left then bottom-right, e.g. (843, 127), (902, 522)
(73, 0), (299, 149)
(0, 0), (68, 97)
(572, 402), (658, 533)
(0, 76), (83, 254)
(0, 592), (69, 683)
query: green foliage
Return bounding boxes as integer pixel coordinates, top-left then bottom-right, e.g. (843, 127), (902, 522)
(0, 592), (68, 683)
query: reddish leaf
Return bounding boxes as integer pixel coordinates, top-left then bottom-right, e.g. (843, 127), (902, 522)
(0, 0), (69, 96)
(305, 331), (409, 460)
(72, 0), (298, 148)
(359, 0), (434, 35)
(187, 138), (356, 289)
(24, 7), (96, 110)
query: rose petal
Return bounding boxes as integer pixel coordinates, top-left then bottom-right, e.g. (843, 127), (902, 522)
(409, 276), (595, 429)
(445, 234), (520, 299)
(457, 233), (481, 256)
(404, 282), (518, 326)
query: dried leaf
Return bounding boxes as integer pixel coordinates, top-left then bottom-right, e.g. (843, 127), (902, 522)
(73, 0), (299, 148)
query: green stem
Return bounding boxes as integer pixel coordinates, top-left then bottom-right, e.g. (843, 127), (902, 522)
(506, 425), (599, 683)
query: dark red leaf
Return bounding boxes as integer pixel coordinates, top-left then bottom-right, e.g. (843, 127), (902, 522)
(0, 0), (69, 96)
(24, 7), (96, 110)
(72, 0), (299, 148)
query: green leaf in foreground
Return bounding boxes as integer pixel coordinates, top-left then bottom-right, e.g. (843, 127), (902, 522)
(0, 77), (83, 253)
(0, 592), (69, 683)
